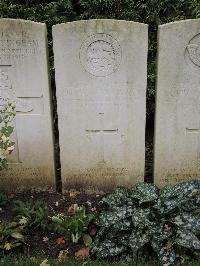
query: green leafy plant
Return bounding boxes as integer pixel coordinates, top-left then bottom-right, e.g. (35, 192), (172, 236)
(50, 204), (94, 246)
(92, 181), (200, 265)
(14, 200), (49, 232)
(0, 221), (24, 255)
(0, 192), (7, 208)
(0, 102), (16, 171)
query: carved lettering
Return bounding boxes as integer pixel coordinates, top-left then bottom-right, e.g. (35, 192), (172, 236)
(0, 30), (40, 60)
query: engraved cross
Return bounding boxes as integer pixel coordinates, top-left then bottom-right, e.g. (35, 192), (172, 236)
(85, 112), (118, 165)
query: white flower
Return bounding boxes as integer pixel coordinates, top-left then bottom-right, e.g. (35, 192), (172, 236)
(4, 149), (10, 155)
(40, 259), (50, 266)
(1, 135), (8, 143)
(19, 216), (28, 225)
(8, 145), (14, 151)
(0, 148), (5, 155)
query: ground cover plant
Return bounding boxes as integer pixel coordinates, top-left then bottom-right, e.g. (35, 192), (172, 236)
(50, 204), (94, 246)
(92, 181), (200, 265)
(14, 200), (49, 232)
(0, 182), (200, 265)
(0, 221), (24, 254)
(0, 193), (7, 209)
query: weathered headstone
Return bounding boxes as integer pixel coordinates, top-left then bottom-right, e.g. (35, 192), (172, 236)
(53, 20), (148, 190)
(0, 19), (55, 190)
(154, 19), (200, 187)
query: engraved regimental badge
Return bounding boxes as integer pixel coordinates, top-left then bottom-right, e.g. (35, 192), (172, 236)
(79, 33), (122, 77)
(187, 33), (200, 67)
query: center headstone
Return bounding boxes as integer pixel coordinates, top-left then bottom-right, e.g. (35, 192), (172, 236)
(53, 20), (148, 190)
(0, 19), (55, 190)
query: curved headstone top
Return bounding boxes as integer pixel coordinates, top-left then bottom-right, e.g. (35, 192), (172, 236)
(53, 19), (148, 190)
(52, 19), (148, 28)
(154, 19), (200, 187)
(0, 18), (45, 25)
(53, 20), (147, 79)
(158, 18), (200, 27)
(0, 19), (55, 190)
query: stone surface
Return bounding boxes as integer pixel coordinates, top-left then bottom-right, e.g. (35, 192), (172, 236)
(0, 19), (55, 190)
(53, 19), (148, 190)
(154, 19), (200, 187)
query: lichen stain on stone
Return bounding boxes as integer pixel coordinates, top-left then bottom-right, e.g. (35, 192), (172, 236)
(62, 169), (142, 192)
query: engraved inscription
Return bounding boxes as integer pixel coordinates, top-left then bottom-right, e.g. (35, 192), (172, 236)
(0, 30), (40, 61)
(160, 168), (200, 184)
(0, 166), (45, 180)
(187, 33), (200, 67)
(80, 34), (121, 77)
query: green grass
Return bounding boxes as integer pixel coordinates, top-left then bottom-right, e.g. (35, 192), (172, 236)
(0, 258), (199, 266)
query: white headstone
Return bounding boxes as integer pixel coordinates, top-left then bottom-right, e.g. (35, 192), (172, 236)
(0, 19), (55, 189)
(154, 19), (200, 187)
(53, 20), (148, 190)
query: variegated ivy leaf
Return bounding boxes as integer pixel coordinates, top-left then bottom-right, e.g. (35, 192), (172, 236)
(112, 218), (131, 231)
(131, 208), (154, 229)
(93, 240), (125, 258)
(117, 234), (130, 247)
(97, 206), (132, 227)
(175, 180), (200, 197)
(150, 223), (174, 244)
(175, 228), (200, 249)
(160, 181), (200, 201)
(100, 187), (129, 207)
(92, 181), (200, 263)
(160, 184), (180, 200)
(94, 227), (107, 241)
(180, 198), (200, 212)
(120, 253), (133, 262)
(151, 236), (163, 253)
(157, 247), (176, 265)
(129, 182), (159, 205)
(129, 229), (151, 253)
(161, 198), (180, 214)
(171, 213), (200, 234)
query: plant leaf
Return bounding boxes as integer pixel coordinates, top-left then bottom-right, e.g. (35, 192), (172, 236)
(129, 230), (151, 253)
(175, 228), (200, 249)
(83, 234), (92, 247)
(11, 232), (24, 240)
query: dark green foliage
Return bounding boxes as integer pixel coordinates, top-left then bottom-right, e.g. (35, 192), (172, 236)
(14, 200), (49, 232)
(0, 192), (7, 208)
(0, 1), (200, 117)
(0, 221), (24, 254)
(50, 205), (94, 246)
(92, 181), (200, 265)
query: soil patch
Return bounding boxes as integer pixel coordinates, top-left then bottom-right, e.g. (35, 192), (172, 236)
(0, 190), (104, 259)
